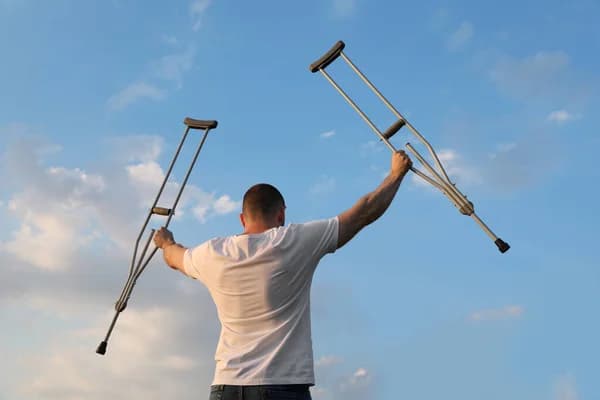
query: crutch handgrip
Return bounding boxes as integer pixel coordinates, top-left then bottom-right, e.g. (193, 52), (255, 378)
(184, 118), (218, 130)
(152, 207), (172, 216)
(381, 118), (406, 140)
(310, 40), (346, 72)
(495, 238), (510, 253)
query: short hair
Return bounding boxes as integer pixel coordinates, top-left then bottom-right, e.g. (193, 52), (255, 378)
(242, 183), (285, 219)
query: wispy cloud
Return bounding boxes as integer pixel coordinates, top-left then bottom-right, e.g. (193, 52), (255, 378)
(489, 51), (571, 100)
(332, 0), (357, 18)
(553, 373), (579, 400)
(547, 109), (581, 124)
(411, 148), (481, 188)
(320, 130), (336, 139)
(469, 305), (524, 321)
(152, 46), (196, 87)
(310, 175), (336, 196)
(161, 34), (179, 46)
(360, 140), (384, 157)
(107, 82), (165, 111)
(447, 21), (474, 51)
(315, 355), (343, 368)
(190, 0), (212, 31)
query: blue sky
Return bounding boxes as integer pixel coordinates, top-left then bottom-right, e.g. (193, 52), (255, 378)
(0, 1), (598, 399)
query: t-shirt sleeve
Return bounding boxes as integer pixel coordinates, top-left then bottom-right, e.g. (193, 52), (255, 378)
(182, 242), (210, 284)
(296, 217), (339, 260)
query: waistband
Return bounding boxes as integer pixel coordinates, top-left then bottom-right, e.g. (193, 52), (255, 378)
(211, 384), (310, 392)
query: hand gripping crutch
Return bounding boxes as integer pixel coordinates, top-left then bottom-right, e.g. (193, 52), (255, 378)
(96, 117), (218, 355)
(309, 41), (510, 253)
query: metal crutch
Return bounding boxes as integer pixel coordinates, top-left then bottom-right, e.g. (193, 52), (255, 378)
(96, 117), (218, 355)
(309, 41), (510, 253)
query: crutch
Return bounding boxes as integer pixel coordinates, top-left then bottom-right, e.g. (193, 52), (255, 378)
(96, 117), (218, 356)
(309, 41), (510, 253)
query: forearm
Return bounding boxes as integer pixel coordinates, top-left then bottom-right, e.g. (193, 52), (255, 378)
(162, 242), (187, 272)
(358, 172), (404, 226)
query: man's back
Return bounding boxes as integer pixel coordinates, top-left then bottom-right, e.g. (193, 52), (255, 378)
(183, 218), (339, 385)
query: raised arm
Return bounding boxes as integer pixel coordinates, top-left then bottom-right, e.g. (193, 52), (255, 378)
(154, 227), (188, 273)
(337, 150), (412, 249)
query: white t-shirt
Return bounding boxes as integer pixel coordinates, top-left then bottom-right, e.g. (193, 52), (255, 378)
(183, 217), (339, 386)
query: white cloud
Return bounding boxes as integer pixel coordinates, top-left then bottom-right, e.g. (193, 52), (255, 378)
(0, 164), (107, 270)
(320, 130), (336, 139)
(127, 161), (166, 186)
(152, 46), (196, 88)
(0, 135), (239, 271)
(315, 355), (343, 368)
(190, 0), (212, 31)
(447, 21), (473, 51)
(547, 109), (581, 124)
(553, 373), (579, 400)
(340, 367), (372, 394)
(109, 135), (164, 163)
(213, 195), (241, 215)
(332, 0), (357, 18)
(18, 307), (216, 400)
(469, 304), (524, 321)
(310, 175), (336, 196)
(107, 82), (165, 111)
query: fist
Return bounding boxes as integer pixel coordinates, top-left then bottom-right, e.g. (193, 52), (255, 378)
(154, 227), (175, 249)
(391, 150), (412, 177)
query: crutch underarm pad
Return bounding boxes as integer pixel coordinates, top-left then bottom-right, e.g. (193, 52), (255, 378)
(310, 41), (346, 72)
(184, 118), (218, 130)
(495, 238), (510, 253)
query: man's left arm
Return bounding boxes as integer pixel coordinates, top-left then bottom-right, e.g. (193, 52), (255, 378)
(154, 227), (187, 274)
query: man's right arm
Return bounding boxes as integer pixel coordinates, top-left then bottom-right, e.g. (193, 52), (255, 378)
(336, 150), (412, 249)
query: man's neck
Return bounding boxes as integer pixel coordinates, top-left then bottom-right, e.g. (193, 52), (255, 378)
(243, 222), (280, 235)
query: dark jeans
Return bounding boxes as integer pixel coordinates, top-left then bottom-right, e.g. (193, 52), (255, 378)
(209, 384), (312, 400)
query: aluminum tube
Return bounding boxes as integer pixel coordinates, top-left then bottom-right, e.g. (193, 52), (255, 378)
(340, 53), (452, 184)
(410, 166), (445, 190)
(470, 212), (499, 241)
(164, 130), (210, 228)
(319, 69), (397, 153)
(116, 229), (155, 309)
(405, 143), (468, 209)
(128, 127), (191, 279)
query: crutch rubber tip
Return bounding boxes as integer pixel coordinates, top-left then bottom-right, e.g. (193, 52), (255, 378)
(495, 238), (510, 253)
(309, 40), (345, 73)
(96, 341), (107, 355)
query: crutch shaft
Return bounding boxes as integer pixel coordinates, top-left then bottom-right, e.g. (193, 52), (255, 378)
(98, 117), (218, 355)
(96, 309), (121, 355)
(319, 69), (397, 153)
(339, 52), (452, 184)
(405, 143), (470, 212)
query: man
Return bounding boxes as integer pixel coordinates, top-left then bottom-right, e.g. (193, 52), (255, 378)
(153, 150), (412, 400)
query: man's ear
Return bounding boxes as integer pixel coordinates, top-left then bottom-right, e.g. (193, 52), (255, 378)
(277, 207), (285, 226)
(240, 213), (246, 228)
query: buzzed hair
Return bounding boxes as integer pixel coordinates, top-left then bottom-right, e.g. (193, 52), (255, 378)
(242, 183), (285, 219)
